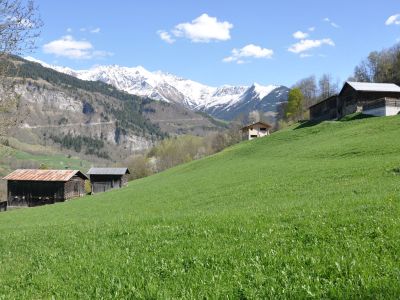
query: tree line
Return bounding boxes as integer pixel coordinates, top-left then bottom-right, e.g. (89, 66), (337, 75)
(350, 43), (400, 85)
(124, 123), (243, 181)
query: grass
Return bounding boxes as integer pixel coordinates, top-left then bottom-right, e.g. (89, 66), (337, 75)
(0, 144), (92, 178)
(1, 115), (400, 298)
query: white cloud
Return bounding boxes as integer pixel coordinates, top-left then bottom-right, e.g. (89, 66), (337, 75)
(293, 30), (309, 39)
(66, 27), (72, 33)
(308, 27), (315, 32)
(323, 17), (340, 28)
(157, 30), (175, 44)
(223, 44), (273, 64)
(43, 35), (112, 59)
(288, 38), (335, 54)
(300, 53), (313, 58)
(172, 13), (233, 43)
(80, 27), (86, 32)
(385, 14), (400, 25)
(90, 27), (101, 33)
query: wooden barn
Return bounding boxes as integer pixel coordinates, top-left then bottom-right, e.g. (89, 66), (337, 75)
(87, 168), (130, 194)
(309, 81), (400, 121)
(3, 169), (88, 207)
(338, 82), (400, 117)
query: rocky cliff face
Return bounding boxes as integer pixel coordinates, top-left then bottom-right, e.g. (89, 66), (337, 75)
(14, 80), (153, 158)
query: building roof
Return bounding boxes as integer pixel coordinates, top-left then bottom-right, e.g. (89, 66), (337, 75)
(343, 82), (400, 93)
(2, 169), (88, 181)
(87, 167), (130, 175)
(241, 121), (272, 130)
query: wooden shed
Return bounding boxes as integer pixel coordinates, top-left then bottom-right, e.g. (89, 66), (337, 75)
(87, 168), (130, 194)
(3, 169), (88, 207)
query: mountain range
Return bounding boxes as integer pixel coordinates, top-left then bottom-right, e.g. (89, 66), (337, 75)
(26, 57), (290, 121)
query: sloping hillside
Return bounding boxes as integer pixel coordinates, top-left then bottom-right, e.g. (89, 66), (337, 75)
(1, 115), (400, 298)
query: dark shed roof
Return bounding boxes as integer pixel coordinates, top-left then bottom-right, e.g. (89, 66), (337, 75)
(87, 167), (130, 175)
(2, 169), (88, 181)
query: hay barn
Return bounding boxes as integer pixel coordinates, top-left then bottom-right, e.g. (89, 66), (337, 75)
(87, 167), (130, 194)
(3, 169), (87, 207)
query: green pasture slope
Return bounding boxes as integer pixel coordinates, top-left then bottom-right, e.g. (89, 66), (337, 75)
(0, 147), (91, 177)
(1, 115), (400, 298)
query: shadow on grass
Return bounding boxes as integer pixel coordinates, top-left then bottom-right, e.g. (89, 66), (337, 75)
(295, 113), (376, 130)
(339, 113), (375, 122)
(294, 120), (323, 130)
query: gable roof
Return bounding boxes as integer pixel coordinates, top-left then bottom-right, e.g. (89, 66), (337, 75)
(241, 121), (272, 130)
(87, 167), (130, 175)
(340, 82), (400, 94)
(3, 169), (88, 181)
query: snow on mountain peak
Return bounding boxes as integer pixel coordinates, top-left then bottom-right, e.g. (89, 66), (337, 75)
(24, 57), (288, 119)
(251, 83), (280, 100)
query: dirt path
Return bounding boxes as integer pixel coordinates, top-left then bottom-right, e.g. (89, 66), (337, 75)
(20, 121), (115, 129)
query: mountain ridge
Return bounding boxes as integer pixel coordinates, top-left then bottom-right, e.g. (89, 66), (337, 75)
(25, 57), (290, 121)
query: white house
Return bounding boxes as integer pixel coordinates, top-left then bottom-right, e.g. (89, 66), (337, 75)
(362, 97), (400, 117)
(241, 121), (272, 140)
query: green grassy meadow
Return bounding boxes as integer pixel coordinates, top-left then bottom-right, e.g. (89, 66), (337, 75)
(1, 115), (400, 298)
(0, 146), (92, 178)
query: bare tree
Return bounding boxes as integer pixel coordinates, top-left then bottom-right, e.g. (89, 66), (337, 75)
(294, 75), (317, 107)
(0, 0), (42, 138)
(318, 73), (338, 100)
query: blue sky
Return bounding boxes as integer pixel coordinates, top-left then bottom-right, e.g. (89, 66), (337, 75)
(31, 0), (400, 87)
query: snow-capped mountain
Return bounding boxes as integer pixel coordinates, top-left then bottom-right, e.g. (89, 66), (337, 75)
(25, 57), (290, 121)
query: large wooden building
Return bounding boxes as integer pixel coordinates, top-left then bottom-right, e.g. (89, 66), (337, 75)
(87, 168), (130, 194)
(309, 81), (400, 121)
(3, 169), (88, 207)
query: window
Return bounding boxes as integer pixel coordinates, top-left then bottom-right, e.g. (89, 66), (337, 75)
(250, 135), (258, 138)
(260, 127), (267, 132)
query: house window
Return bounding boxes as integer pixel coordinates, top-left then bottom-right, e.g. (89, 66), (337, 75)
(260, 128), (267, 132)
(250, 135), (258, 138)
